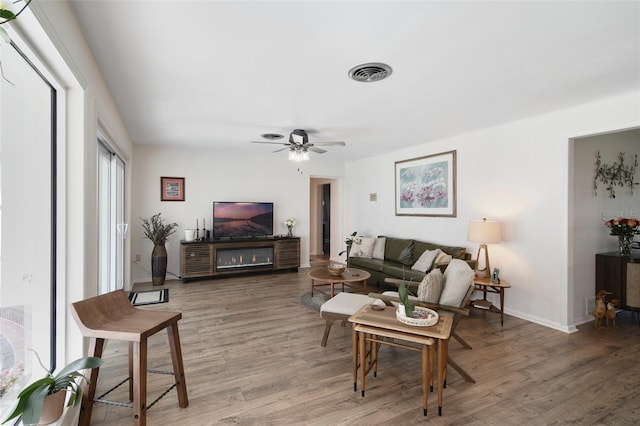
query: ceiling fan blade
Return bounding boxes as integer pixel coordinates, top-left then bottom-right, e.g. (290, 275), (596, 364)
(272, 147), (290, 153)
(251, 141), (289, 145)
(308, 147), (327, 154)
(310, 141), (346, 146)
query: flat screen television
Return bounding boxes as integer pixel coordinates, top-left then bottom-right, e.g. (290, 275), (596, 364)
(212, 202), (274, 238)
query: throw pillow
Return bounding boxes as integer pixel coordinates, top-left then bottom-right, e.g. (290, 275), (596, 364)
(350, 236), (376, 258)
(439, 259), (474, 307)
(411, 249), (442, 273)
(417, 268), (443, 303)
(435, 251), (453, 266)
(372, 237), (386, 259)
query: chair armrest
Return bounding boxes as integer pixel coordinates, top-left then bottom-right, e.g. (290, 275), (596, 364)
(384, 277), (419, 294)
(367, 292), (469, 317)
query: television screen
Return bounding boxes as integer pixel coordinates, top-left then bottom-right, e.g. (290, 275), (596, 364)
(213, 202), (274, 238)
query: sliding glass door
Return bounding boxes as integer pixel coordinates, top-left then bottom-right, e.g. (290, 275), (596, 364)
(98, 138), (126, 294)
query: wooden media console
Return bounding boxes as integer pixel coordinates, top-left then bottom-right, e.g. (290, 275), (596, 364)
(180, 237), (300, 282)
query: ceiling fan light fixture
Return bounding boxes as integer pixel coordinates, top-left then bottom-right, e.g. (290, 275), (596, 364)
(288, 146), (309, 162)
(348, 62), (392, 82)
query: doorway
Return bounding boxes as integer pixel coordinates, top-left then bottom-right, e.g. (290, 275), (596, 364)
(322, 183), (331, 255)
(310, 177), (341, 263)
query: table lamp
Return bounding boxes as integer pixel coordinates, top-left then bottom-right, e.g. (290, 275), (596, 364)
(467, 218), (501, 278)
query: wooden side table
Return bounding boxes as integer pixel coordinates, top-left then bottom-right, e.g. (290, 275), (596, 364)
(308, 268), (371, 298)
(471, 276), (511, 325)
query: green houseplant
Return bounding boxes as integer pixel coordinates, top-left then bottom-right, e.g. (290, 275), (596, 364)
(398, 281), (416, 318)
(2, 351), (103, 425)
(141, 213), (178, 286)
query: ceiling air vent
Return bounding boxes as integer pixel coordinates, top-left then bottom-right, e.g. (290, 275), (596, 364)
(348, 62), (392, 82)
(260, 133), (284, 140)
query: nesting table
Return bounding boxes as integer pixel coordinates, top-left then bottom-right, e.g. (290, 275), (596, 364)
(348, 304), (453, 416)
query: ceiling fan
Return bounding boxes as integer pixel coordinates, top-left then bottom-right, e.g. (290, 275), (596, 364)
(251, 129), (346, 161)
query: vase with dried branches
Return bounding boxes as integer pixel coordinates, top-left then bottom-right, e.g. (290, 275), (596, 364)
(141, 213), (178, 285)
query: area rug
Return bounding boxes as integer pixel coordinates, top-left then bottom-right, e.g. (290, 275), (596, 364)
(129, 289), (169, 306)
(300, 291), (330, 311)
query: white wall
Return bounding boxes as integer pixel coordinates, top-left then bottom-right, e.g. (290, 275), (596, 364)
(345, 91), (640, 332)
(572, 129), (640, 324)
(27, 2), (134, 362)
(130, 145), (345, 283)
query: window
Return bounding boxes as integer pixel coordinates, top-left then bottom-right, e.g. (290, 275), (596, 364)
(0, 40), (57, 409)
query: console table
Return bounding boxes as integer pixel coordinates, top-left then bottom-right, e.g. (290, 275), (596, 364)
(595, 252), (640, 311)
(470, 276), (511, 325)
(180, 237), (300, 282)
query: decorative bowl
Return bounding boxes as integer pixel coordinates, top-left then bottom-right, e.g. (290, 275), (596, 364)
(396, 305), (439, 327)
(327, 263), (346, 275)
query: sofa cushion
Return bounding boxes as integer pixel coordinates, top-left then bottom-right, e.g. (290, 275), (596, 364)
(382, 237), (414, 265)
(350, 236), (376, 258)
(381, 262), (424, 283)
(439, 244), (467, 260)
(348, 257), (385, 272)
(372, 237), (386, 260)
(439, 259), (474, 307)
(417, 268), (443, 303)
(411, 249), (441, 273)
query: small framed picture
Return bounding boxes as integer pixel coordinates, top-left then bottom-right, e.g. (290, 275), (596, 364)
(492, 267), (500, 283)
(161, 177), (185, 201)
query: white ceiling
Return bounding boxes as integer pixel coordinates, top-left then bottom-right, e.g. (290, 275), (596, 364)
(69, 1), (639, 162)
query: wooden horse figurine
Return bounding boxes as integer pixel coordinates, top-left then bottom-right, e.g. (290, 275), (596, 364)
(606, 299), (619, 327)
(593, 290), (611, 329)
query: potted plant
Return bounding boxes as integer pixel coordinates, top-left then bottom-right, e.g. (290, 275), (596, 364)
(338, 231), (358, 268)
(2, 351), (103, 425)
(141, 213), (178, 286)
(398, 281), (416, 318)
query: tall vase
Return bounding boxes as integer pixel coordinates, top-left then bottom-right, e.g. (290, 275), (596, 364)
(618, 234), (633, 256)
(287, 225), (293, 237)
(151, 242), (168, 286)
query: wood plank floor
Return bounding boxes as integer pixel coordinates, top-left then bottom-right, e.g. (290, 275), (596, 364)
(88, 269), (640, 425)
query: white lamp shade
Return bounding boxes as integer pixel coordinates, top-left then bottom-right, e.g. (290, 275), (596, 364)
(467, 218), (501, 244)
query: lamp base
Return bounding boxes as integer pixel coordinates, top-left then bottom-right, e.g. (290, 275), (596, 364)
(475, 244), (491, 279)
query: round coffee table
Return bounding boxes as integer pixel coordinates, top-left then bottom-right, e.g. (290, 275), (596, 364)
(308, 268), (371, 298)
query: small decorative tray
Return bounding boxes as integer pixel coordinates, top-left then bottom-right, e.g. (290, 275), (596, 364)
(396, 305), (439, 327)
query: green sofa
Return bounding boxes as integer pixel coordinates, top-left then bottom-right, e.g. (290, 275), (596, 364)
(348, 236), (475, 290)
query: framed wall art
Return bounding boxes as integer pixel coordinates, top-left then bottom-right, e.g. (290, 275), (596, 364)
(161, 176), (185, 201)
(395, 150), (456, 217)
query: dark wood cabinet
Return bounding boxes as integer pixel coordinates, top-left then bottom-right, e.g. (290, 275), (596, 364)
(180, 237), (300, 282)
(595, 252), (640, 311)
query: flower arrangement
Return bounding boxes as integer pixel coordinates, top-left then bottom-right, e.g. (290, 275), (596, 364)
(284, 218), (295, 237)
(604, 218), (640, 236)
